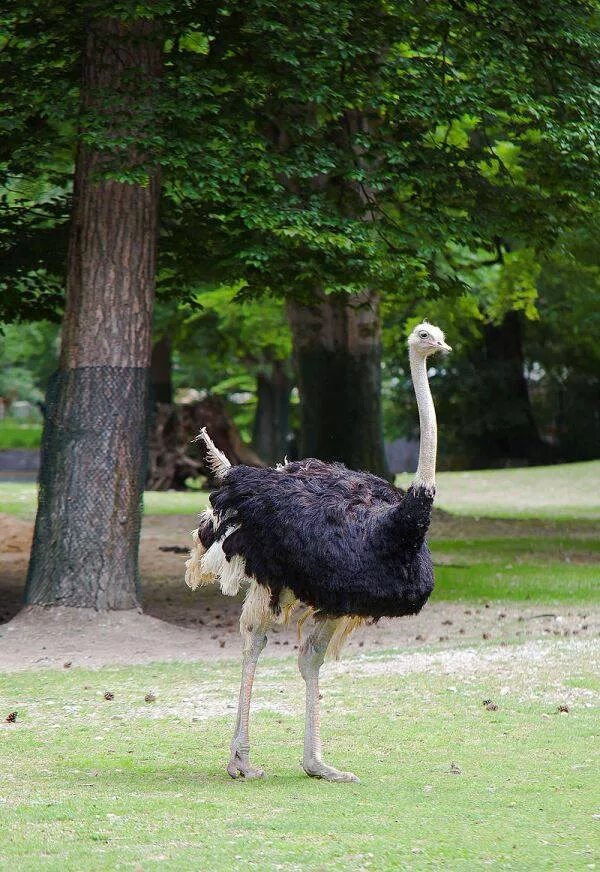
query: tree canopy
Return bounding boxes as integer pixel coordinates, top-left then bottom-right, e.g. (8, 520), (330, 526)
(2, 1), (598, 314)
(1, 1), (598, 470)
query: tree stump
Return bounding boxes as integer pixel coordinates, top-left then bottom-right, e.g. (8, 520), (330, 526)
(146, 396), (264, 490)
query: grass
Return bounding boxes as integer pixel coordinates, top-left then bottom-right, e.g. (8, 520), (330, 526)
(144, 489), (210, 515)
(1, 464), (597, 867)
(2, 461), (598, 521)
(0, 421), (42, 450)
(0, 482), (38, 518)
(432, 561), (599, 604)
(0, 647), (598, 871)
(397, 460), (600, 520)
(0, 483), (211, 519)
(430, 537), (599, 604)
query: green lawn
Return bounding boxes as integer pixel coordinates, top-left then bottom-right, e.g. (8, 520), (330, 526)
(0, 483), (211, 519)
(397, 460), (600, 520)
(1, 464), (598, 868)
(430, 536), (599, 604)
(0, 421), (42, 450)
(2, 460), (598, 520)
(432, 560), (599, 604)
(1, 647), (598, 871)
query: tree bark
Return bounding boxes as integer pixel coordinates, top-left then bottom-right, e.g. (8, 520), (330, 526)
(25, 18), (162, 609)
(252, 362), (291, 465)
(287, 289), (388, 477)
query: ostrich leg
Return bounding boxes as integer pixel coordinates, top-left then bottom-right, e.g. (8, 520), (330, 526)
(227, 586), (272, 779)
(299, 617), (359, 783)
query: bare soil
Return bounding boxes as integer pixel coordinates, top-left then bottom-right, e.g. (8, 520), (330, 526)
(0, 513), (597, 672)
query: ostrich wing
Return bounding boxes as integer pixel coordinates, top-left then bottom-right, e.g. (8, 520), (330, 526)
(210, 460), (434, 618)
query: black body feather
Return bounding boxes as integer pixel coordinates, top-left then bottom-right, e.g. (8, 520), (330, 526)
(202, 459), (435, 620)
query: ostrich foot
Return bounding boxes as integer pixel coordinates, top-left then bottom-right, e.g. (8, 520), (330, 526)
(303, 758), (359, 783)
(227, 749), (265, 779)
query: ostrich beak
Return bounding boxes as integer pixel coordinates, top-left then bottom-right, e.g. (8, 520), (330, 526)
(437, 340), (452, 352)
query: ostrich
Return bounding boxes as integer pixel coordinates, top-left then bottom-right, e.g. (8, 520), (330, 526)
(185, 322), (451, 782)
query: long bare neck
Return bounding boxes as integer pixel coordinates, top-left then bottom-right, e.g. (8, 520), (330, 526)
(409, 347), (437, 491)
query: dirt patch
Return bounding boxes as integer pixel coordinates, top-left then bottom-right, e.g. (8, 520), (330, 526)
(0, 598), (597, 673)
(0, 606), (223, 671)
(0, 513), (33, 554)
(0, 512), (597, 672)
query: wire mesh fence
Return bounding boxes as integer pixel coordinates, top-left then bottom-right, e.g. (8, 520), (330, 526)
(25, 366), (150, 609)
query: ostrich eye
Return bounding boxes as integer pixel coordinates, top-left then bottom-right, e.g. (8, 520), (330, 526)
(418, 330), (429, 339)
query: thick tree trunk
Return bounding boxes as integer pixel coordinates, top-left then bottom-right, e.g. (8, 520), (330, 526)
(252, 363), (291, 465)
(287, 290), (388, 477)
(150, 337), (173, 405)
(25, 19), (161, 609)
(476, 311), (548, 464)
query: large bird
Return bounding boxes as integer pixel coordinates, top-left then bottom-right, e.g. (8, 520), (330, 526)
(185, 322), (451, 782)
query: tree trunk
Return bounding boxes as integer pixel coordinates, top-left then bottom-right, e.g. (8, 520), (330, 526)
(150, 337), (173, 405)
(25, 18), (162, 609)
(287, 289), (388, 477)
(252, 362), (291, 465)
(476, 311), (548, 464)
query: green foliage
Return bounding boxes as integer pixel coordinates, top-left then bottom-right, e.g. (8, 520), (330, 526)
(179, 284), (291, 379)
(155, 285), (292, 440)
(383, 222), (600, 465)
(2, 1), (598, 467)
(0, 321), (60, 401)
(2, 0), (599, 315)
(157, 0), (599, 302)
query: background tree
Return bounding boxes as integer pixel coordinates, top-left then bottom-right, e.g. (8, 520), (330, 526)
(153, 1), (598, 471)
(1, 6), (164, 609)
(143, 287), (293, 489)
(528, 226), (600, 462)
(382, 227), (600, 468)
(175, 286), (293, 464)
(2, 0), (598, 567)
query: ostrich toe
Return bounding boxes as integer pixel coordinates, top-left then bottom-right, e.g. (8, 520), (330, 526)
(227, 749), (266, 779)
(302, 759), (359, 783)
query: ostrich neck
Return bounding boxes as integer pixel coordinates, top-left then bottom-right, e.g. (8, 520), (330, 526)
(410, 347), (437, 491)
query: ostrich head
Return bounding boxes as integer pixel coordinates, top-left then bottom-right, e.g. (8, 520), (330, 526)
(408, 322), (452, 357)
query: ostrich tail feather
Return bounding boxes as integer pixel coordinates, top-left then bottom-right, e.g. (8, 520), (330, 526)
(375, 484), (435, 553)
(194, 427), (231, 480)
